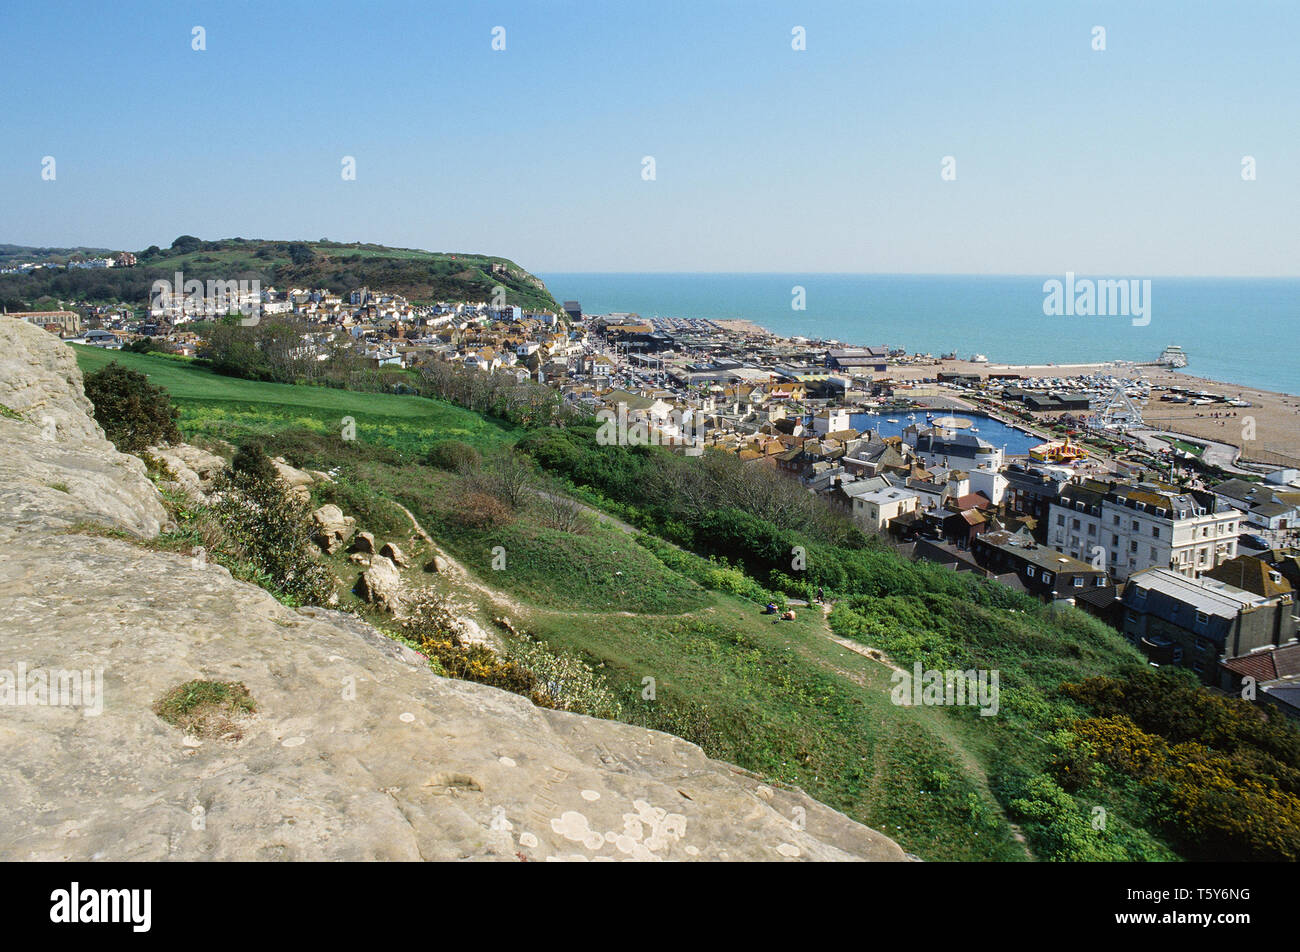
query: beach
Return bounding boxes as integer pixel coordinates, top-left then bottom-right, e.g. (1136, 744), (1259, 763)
(715, 320), (1300, 466)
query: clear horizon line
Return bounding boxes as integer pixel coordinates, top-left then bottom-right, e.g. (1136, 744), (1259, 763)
(536, 270), (1300, 279)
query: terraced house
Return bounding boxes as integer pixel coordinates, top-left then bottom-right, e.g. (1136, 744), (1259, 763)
(1120, 567), (1297, 683)
(1049, 479), (1243, 581)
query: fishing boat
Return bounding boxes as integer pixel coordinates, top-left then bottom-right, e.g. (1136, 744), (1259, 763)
(886, 418), (900, 424)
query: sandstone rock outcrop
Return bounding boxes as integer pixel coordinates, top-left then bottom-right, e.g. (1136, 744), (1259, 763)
(148, 442), (227, 501)
(0, 319), (166, 538)
(311, 504), (356, 554)
(0, 317), (906, 862)
(271, 457), (313, 501)
(354, 555), (403, 612)
(350, 531), (376, 554)
(379, 541), (409, 568)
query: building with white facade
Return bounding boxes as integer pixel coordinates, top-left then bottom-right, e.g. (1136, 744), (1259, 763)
(1049, 479), (1244, 581)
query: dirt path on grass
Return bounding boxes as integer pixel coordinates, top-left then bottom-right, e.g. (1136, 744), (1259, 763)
(810, 602), (1032, 855)
(391, 500), (527, 616)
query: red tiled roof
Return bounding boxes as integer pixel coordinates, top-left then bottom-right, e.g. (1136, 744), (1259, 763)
(1221, 644), (1300, 682)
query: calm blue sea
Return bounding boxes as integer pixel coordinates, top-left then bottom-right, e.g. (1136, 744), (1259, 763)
(541, 274), (1300, 395)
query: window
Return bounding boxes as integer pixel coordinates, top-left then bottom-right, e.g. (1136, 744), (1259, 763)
(1133, 587), (1147, 601)
(1150, 547), (1158, 561)
(1172, 646), (1184, 663)
(1072, 518), (1081, 530)
(1130, 541), (1139, 553)
(1056, 514), (1065, 526)
(1095, 577), (1108, 586)
(1113, 515), (1121, 526)
(1195, 610), (1210, 625)
(1151, 526), (1160, 538)
(1042, 572), (1053, 584)
(1073, 577), (1085, 588)
(1111, 534), (1119, 546)
(1026, 566), (1036, 578)
(1132, 520), (1140, 531)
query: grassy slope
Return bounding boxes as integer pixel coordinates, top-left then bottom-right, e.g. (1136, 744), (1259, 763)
(73, 351), (1151, 860)
(73, 347), (516, 455)
(188, 424), (1029, 859)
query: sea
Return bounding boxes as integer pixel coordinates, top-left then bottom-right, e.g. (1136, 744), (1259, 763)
(540, 274), (1300, 396)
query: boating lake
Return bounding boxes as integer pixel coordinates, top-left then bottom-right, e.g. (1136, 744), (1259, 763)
(848, 412), (1042, 456)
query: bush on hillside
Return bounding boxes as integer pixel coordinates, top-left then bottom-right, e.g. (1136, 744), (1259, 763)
(467, 451), (536, 509)
(211, 449), (335, 605)
(83, 361), (182, 452)
(454, 490), (513, 530)
(425, 439), (481, 472)
(396, 590), (546, 703)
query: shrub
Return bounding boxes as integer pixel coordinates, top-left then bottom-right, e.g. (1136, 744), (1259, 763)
(454, 490), (513, 530)
(467, 451), (536, 509)
(396, 590), (548, 704)
(507, 636), (623, 719)
(83, 361), (182, 452)
(211, 454), (335, 605)
(536, 491), (588, 534)
(231, 440), (279, 483)
(425, 439), (481, 472)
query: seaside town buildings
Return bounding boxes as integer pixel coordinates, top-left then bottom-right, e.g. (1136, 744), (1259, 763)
(20, 285), (1300, 700)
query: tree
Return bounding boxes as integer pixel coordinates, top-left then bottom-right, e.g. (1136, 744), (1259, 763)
(82, 361), (182, 452)
(125, 336), (156, 354)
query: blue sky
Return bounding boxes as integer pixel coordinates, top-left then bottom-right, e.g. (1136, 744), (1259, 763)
(3, 0), (1297, 274)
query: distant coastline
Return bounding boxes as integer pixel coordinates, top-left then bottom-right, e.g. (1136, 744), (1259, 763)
(543, 272), (1300, 397)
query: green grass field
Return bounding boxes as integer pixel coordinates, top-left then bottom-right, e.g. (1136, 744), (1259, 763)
(237, 425), (1031, 861)
(68, 354), (1180, 860)
(72, 347), (517, 455)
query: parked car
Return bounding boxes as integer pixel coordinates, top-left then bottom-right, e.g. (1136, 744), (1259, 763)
(1238, 532), (1270, 550)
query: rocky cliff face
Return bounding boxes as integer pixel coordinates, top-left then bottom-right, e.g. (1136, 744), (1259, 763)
(0, 317), (905, 861)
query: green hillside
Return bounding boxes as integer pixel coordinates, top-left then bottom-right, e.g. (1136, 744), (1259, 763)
(1, 236), (561, 312)
(72, 346), (517, 455)
(73, 346), (1300, 862)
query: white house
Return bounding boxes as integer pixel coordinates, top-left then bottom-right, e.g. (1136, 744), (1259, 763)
(853, 488), (920, 531)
